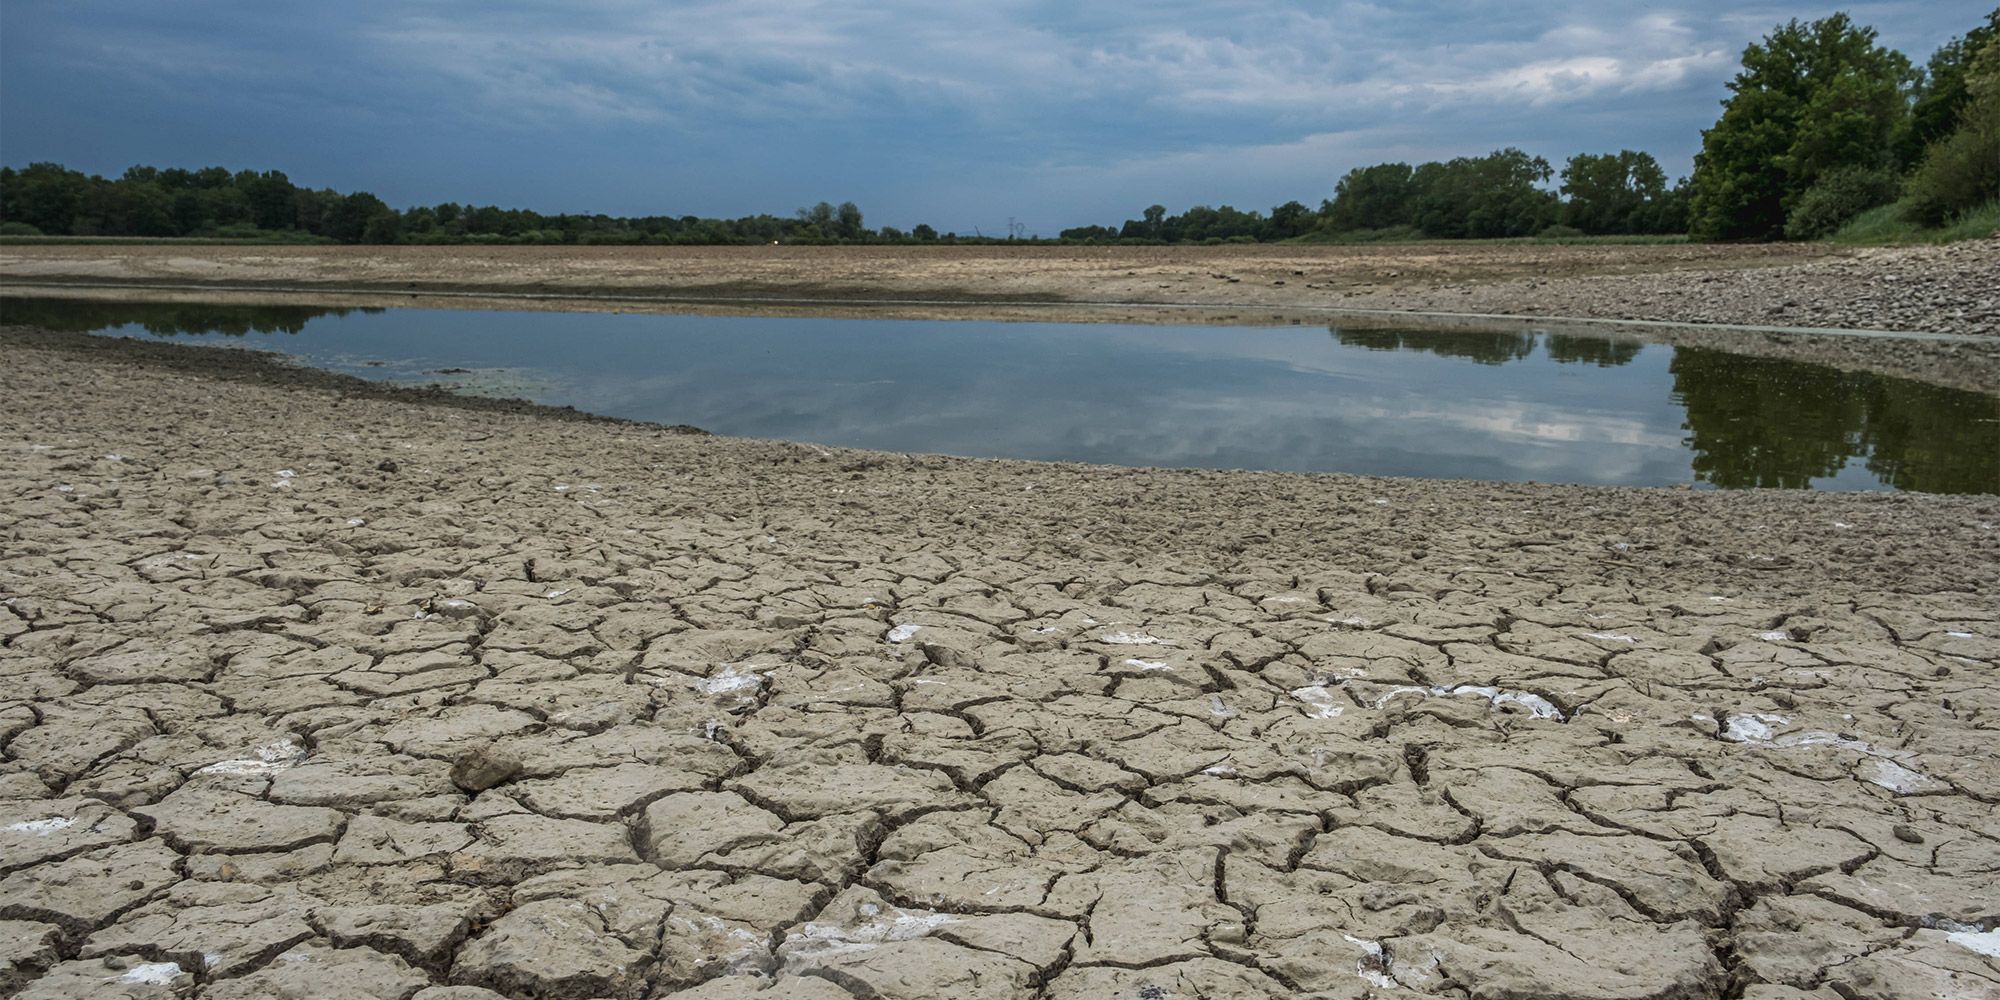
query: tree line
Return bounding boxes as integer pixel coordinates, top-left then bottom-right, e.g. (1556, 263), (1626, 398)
(0, 166), (963, 246)
(2, 9), (1993, 245)
(1063, 148), (1687, 243)
(1068, 9), (1996, 243)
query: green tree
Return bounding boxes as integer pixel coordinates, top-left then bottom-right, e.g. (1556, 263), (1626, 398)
(835, 201), (865, 240)
(0, 162), (89, 234)
(1902, 10), (2000, 163)
(1689, 14), (1915, 241)
(1266, 200), (1312, 239)
(1409, 149), (1556, 238)
(798, 201), (836, 238)
(1903, 31), (2000, 225)
(1324, 163), (1415, 231)
(1560, 151), (1668, 234)
(327, 191), (391, 243)
(237, 169), (299, 231)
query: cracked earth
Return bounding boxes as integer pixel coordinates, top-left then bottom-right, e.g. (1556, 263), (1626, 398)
(1, 328), (1997, 1000)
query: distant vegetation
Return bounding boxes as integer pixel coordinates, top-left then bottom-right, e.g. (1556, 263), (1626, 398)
(1063, 148), (1687, 243)
(2, 10), (1992, 246)
(0, 165), (939, 246)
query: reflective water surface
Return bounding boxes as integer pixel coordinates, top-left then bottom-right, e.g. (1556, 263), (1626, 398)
(5, 296), (1994, 493)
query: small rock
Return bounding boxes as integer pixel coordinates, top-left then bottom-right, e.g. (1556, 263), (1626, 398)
(449, 747), (522, 793)
(376, 459), (399, 473)
(1892, 824), (1925, 844)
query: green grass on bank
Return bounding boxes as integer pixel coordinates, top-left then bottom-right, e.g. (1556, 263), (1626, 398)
(1825, 200), (2000, 245)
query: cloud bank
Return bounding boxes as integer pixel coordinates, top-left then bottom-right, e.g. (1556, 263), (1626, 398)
(0, 0), (1979, 232)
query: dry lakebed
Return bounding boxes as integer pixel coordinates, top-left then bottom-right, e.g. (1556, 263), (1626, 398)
(0, 242), (1997, 1000)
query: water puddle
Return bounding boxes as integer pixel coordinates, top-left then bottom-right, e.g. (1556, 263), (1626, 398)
(5, 296), (1994, 492)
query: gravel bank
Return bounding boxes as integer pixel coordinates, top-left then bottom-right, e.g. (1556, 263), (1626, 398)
(2, 328), (1997, 999)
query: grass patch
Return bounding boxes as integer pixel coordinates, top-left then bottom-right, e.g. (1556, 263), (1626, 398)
(1825, 200), (2000, 245)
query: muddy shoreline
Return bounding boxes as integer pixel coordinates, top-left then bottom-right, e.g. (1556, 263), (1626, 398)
(1, 324), (1997, 998)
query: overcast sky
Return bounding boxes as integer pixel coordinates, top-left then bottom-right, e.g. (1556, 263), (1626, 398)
(1, 1), (1986, 234)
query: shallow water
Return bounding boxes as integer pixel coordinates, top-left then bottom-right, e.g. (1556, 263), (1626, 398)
(6, 296), (1996, 493)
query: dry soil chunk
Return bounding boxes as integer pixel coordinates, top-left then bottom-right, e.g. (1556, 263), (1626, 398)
(1400, 919), (1721, 1000)
(316, 902), (474, 967)
(333, 815), (474, 865)
(1051, 850), (1242, 965)
(0, 919), (60, 993)
(1479, 832), (1729, 924)
(81, 881), (314, 977)
(0, 839), (182, 934)
(201, 941), (432, 1000)
(451, 813), (638, 881)
(642, 791), (783, 866)
(0, 798), (138, 871)
(727, 751), (972, 821)
(66, 640), (213, 685)
(134, 786), (344, 854)
(1801, 858), (2000, 930)
(513, 762), (704, 820)
(448, 746), (523, 793)
(451, 898), (650, 1000)
(778, 891), (1039, 1000)
(15, 955), (195, 999)
(1698, 816), (1876, 890)
(1043, 957), (1292, 999)
(660, 975), (857, 999)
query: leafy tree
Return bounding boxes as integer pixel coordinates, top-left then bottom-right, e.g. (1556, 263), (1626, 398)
(1902, 10), (2000, 163)
(1324, 163), (1415, 231)
(1410, 149), (1556, 238)
(1560, 151), (1668, 234)
(1266, 200), (1313, 239)
(0, 162), (89, 234)
(237, 170), (298, 231)
(835, 201), (865, 240)
(1903, 31), (2000, 225)
(911, 223), (938, 241)
(327, 191), (391, 243)
(798, 201), (836, 235)
(1688, 14), (1915, 240)
(1058, 224), (1119, 241)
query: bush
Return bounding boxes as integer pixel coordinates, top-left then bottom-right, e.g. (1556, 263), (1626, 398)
(1784, 167), (1902, 240)
(0, 221), (44, 236)
(1901, 104), (1999, 226)
(1537, 224), (1586, 240)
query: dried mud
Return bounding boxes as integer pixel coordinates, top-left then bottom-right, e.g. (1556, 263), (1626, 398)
(2, 326), (1997, 999)
(5, 240), (1997, 394)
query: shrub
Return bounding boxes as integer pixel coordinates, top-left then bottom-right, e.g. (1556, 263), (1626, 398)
(1537, 224), (1586, 240)
(1784, 167), (1902, 240)
(1901, 101), (1999, 226)
(0, 221), (44, 236)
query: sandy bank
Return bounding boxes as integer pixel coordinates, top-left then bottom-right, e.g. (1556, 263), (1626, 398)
(1, 327), (1996, 998)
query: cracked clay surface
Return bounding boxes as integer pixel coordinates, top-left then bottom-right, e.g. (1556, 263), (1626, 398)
(1, 328), (1997, 999)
